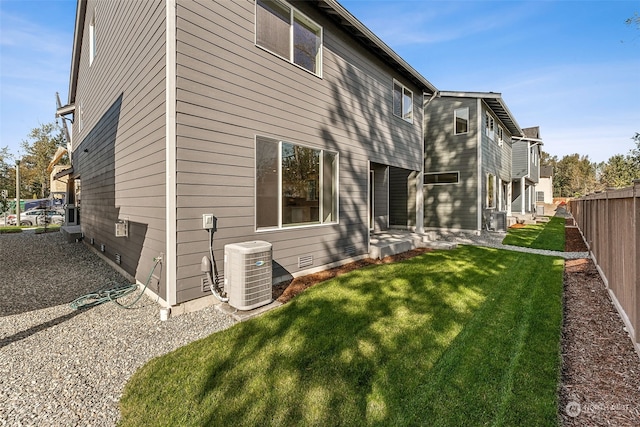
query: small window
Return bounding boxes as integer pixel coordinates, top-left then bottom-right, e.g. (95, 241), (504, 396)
(454, 108), (469, 134)
(89, 12), (96, 65)
(256, 0), (322, 76)
(485, 112), (495, 140)
(497, 126), (504, 146)
(536, 191), (545, 202)
(487, 173), (496, 208)
(424, 171), (460, 185)
(393, 80), (413, 123)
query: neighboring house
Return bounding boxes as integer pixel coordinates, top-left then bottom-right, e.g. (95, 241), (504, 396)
(537, 165), (554, 204)
(56, 0), (437, 311)
(423, 91), (523, 232)
(511, 126), (543, 215)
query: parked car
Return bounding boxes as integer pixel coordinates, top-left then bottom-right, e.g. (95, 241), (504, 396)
(7, 209), (65, 226)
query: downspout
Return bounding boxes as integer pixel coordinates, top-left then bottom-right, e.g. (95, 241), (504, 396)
(165, 0), (177, 306)
(477, 98), (483, 232)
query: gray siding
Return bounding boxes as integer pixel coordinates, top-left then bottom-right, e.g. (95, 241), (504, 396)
(174, 0), (425, 302)
(423, 97), (478, 230)
(480, 103), (513, 211)
(389, 166), (415, 228)
(511, 140), (529, 179)
(72, 0), (167, 297)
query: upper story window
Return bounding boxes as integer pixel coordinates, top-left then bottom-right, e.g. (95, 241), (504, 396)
(454, 107), (469, 134)
(256, 136), (338, 229)
(89, 12), (96, 65)
(256, 0), (322, 76)
(393, 80), (413, 123)
(485, 112), (495, 140)
(497, 125), (504, 146)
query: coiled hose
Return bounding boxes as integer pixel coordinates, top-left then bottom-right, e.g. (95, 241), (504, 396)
(69, 257), (161, 310)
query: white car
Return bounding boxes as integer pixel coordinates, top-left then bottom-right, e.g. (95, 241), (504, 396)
(8, 209), (65, 226)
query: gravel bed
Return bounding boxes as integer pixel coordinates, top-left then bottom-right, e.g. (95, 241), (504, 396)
(0, 231), (236, 426)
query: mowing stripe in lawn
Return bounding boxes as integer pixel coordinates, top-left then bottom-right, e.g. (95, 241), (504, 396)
(119, 246), (564, 427)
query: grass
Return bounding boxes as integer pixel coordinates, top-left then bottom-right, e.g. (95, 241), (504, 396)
(0, 226), (22, 234)
(502, 216), (565, 251)
(120, 246), (564, 427)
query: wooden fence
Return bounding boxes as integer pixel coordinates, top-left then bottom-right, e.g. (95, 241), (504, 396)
(568, 181), (640, 357)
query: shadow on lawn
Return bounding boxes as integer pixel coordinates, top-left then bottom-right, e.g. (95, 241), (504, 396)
(188, 247), (529, 425)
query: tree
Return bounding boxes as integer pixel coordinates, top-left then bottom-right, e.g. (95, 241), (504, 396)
(20, 123), (67, 199)
(600, 154), (640, 188)
(553, 154), (598, 197)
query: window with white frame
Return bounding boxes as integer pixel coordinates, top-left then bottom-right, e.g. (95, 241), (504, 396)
(497, 125), (504, 146)
(454, 107), (469, 135)
(487, 173), (496, 208)
(256, 136), (338, 229)
(485, 112), (495, 140)
(256, 0), (322, 76)
(424, 171), (460, 185)
(393, 80), (413, 123)
(89, 12), (96, 65)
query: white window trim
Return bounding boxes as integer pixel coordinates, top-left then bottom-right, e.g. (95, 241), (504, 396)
(453, 107), (469, 135)
(497, 125), (504, 147)
(254, 0), (323, 78)
(393, 79), (413, 124)
(255, 135), (339, 231)
(486, 173), (496, 209)
(424, 171), (460, 185)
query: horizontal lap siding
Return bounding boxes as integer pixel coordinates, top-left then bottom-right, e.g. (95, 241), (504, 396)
(424, 97), (478, 230)
(73, 0), (166, 296)
(175, 0), (423, 302)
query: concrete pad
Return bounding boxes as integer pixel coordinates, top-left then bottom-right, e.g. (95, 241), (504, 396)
(215, 299), (283, 322)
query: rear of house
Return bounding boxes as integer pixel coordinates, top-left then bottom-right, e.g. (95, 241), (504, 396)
(511, 126), (543, 215)
(423, 91), (522, 232)
(58, 0), (436, 311)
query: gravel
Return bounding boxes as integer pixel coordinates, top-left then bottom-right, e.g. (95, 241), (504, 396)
(0, 231), (236, 426)
(430, 229), (590, 259)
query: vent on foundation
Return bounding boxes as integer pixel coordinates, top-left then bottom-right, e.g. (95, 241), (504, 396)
(90, 237), (95, 245)
(344, 245), (356, 256)
(298, 255), (313, 268)
(115, 253), (121, 264)
(100, 244), (106, 252)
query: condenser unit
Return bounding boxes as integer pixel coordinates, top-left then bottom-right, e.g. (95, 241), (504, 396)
(224, 241), (273, 310)
(486, 210), (508, 232)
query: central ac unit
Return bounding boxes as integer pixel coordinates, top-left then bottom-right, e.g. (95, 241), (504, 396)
(486, 210), (508, 232)
(224, 241), (273, 310)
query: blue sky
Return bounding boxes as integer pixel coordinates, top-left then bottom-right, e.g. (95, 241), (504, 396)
(1, 0), (639, 163)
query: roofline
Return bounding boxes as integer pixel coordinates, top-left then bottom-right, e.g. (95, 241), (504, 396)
(438, 90), (523, 137)
(64, 0), (438, 104)
(68, 0), (86, 105)
(316, 0), (438, 94)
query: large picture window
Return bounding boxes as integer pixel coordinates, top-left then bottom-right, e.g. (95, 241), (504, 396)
(393, 80), (413, 123)
(256, 136), (338, 229)
(256, 0), (322, 76)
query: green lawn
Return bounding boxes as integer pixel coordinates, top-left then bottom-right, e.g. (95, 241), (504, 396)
(120, 246), (564, 426)
(502, 216), (565, 251)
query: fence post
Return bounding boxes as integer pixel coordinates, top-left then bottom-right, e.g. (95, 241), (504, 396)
(634, 180), (640, 350)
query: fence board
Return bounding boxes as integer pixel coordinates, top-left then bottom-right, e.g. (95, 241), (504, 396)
(569, 182), (639, 358)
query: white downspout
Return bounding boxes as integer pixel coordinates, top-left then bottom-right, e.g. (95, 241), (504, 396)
(165, 0), (177, 306)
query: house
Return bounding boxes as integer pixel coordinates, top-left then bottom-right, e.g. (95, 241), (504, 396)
(511, 126), (543, 215)
(56, 0), (437, 312)
(537, 165), (554, 205)
(423, 91), (523, 232)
